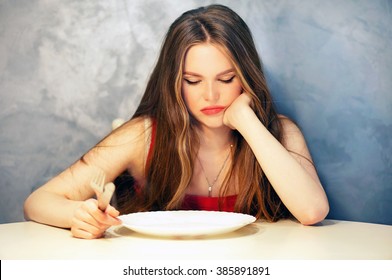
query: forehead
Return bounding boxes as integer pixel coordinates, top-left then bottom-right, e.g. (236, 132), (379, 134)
(183, 43), (234, 74)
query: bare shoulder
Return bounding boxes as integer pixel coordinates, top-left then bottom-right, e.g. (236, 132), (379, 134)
(101, 116), (149, 146)
(82, 116), (152, 178)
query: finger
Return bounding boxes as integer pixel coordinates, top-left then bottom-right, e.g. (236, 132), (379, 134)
(75, 200), (114, 235)
(84, 199), (121, 226)
(71, 226), (104, 239)
(71, 227), (94, 239)
(105, 208), (122, 226)
(79, 200), (105, 225)
(71, 218), (107, 239)
(71, 208), (108, 239)
(106, 204), (120, 217)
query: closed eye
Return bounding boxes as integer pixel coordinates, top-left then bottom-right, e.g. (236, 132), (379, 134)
(184, 79), (201, 85)
(219, 75), (235, 84)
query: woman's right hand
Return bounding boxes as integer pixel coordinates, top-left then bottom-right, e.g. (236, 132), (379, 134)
(70, 199), (122, 239)
(223, 92), (255, 130)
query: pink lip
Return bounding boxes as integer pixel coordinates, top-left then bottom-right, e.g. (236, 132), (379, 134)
(200, 106), (226, 115)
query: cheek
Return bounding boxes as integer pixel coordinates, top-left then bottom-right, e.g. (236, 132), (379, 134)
(182, 86), (196, 111)
(225, 84), (242, 102)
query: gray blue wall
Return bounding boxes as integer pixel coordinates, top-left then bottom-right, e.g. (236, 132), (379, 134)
(1, 0), (391, 225)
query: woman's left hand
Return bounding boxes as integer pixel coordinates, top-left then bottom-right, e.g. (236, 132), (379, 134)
(223, 92), (255, 130)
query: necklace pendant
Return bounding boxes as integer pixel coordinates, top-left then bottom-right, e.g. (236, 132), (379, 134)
(198, 144), (232, 198)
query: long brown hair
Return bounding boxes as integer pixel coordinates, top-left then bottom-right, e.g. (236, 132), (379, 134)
(119, 4), (291, 221)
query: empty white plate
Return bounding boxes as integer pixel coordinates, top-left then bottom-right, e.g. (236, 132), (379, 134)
(119, 210), (256, 237)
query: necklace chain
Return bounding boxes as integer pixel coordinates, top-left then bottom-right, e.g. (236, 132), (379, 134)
(197, 145), (233, 197)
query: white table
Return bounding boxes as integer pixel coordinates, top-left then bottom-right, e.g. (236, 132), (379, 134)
(1, 219), (391, 259)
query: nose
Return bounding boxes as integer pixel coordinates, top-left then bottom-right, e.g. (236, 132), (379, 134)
(203, 82), (219, 102)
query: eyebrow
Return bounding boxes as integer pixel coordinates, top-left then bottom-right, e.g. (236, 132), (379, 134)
(183, 68), (235, 77)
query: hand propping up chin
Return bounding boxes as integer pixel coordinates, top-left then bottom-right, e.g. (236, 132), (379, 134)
(223, 92), (255, 130)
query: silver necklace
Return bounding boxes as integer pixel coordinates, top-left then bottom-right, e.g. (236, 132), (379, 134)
(197, 145), (233, 197)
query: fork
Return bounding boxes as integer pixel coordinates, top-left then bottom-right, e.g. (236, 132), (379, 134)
(90, 169), (115, 211)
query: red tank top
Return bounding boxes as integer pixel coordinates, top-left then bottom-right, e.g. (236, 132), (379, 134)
(147, 119), (237, 212)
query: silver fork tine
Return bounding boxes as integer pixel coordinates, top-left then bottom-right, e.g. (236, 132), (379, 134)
(91, 172), (100, 192)
(90, 168), (115, 211)
(90, 168), (106, 210)
(100, 182), (115, 211)
(98, 169), (105, 192)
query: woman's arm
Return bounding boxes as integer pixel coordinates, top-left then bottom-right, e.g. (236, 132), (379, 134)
(224, 94), (329, 225)
(24, 117), (147, 237)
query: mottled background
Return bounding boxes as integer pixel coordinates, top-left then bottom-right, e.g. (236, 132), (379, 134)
(0, 0), (391, 225)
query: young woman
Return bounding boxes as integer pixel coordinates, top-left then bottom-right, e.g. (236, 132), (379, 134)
(24, 4), (329, 239)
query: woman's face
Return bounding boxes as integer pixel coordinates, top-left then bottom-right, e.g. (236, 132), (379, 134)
(182, 43), (242, 129)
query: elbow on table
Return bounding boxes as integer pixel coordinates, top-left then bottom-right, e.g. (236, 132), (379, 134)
(23, 195), (34, 221)
(298, 203), (330, 226)
(23, 192), (42, 222)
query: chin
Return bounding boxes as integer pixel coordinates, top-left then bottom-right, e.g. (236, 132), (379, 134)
(199, 119), (226, 129)
(192, 114), (226, 128)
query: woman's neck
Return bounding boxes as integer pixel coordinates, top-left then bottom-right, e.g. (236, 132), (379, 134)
(197, 125), (233, 151)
